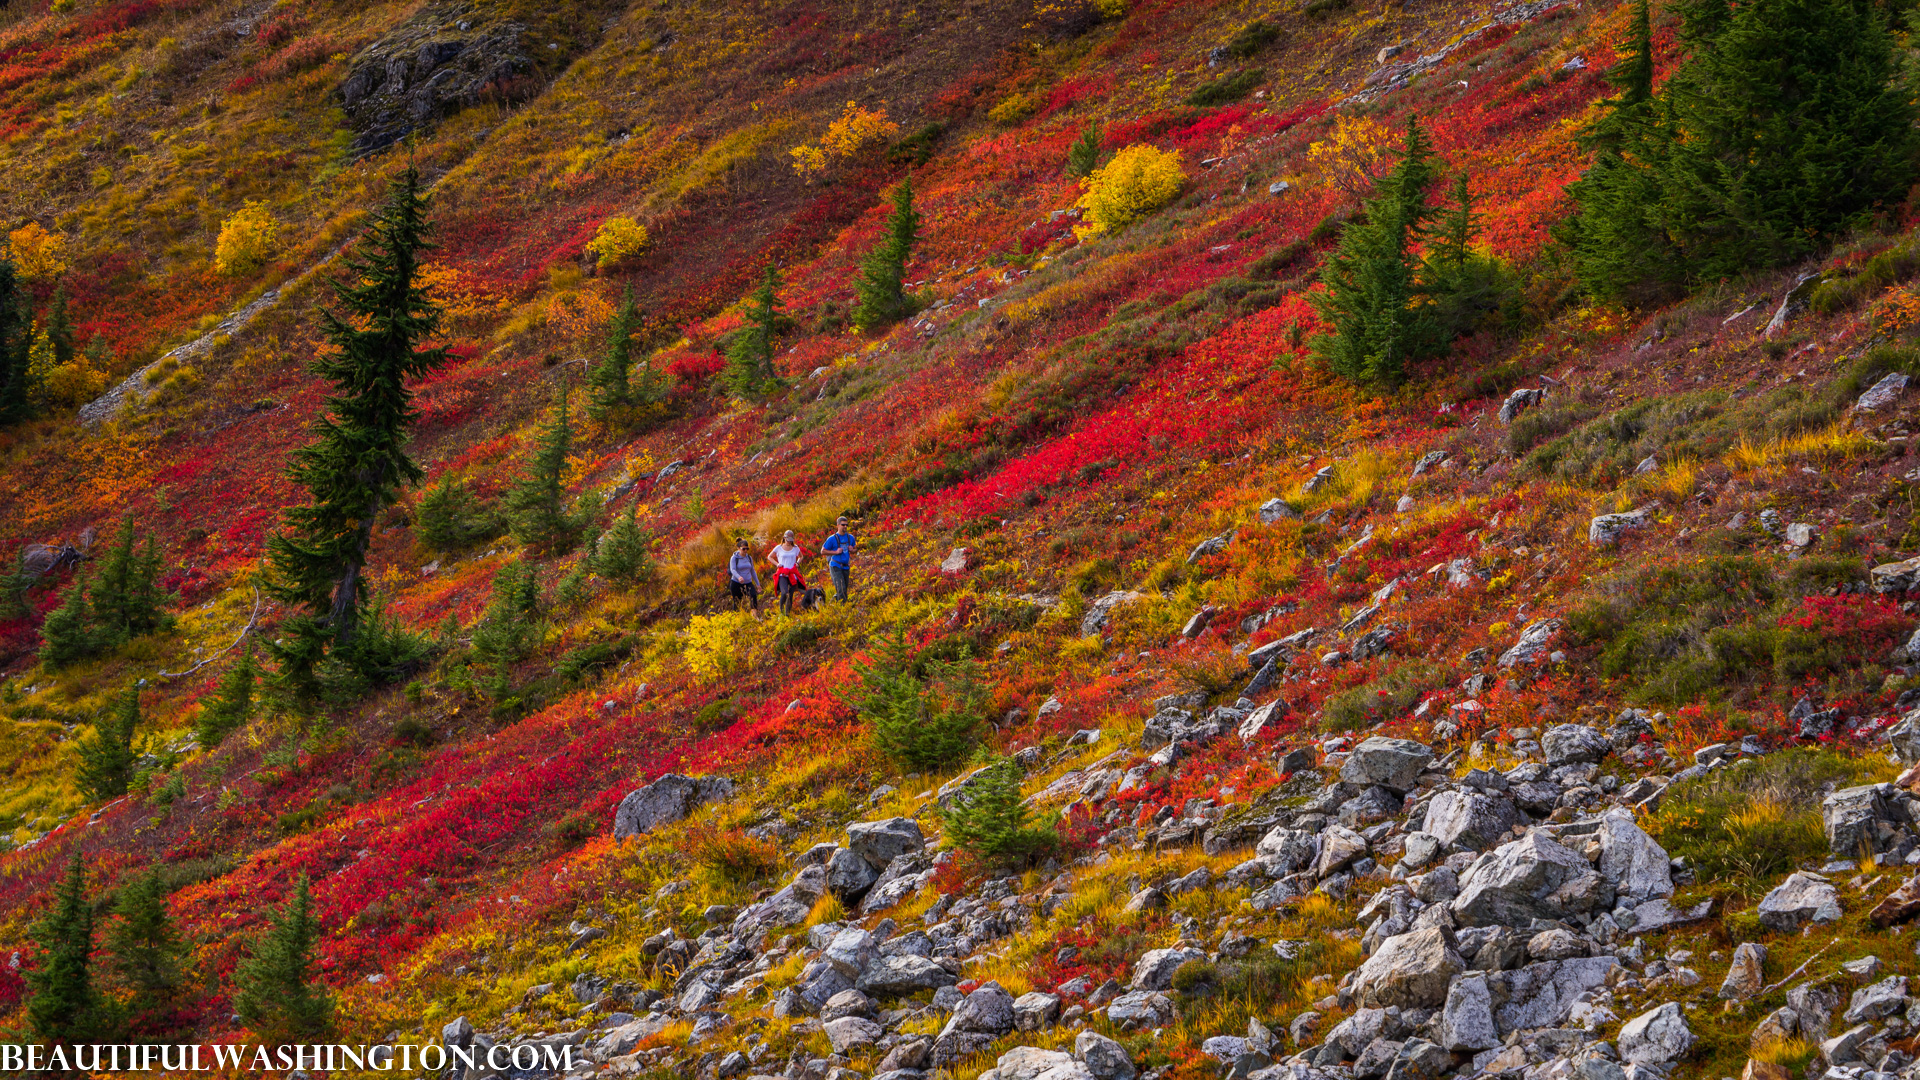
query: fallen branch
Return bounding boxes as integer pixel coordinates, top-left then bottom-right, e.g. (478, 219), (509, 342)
(1759, 939), (1835, 997)
(157, 586), (262, 680)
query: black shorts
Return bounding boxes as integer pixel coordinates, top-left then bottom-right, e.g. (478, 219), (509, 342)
(729, 580), (759, 601)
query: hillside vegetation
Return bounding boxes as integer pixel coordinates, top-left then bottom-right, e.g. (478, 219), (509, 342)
(5, 0), (1920, 1077)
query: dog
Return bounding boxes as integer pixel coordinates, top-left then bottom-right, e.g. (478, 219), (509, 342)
(797, 586), (827, 611)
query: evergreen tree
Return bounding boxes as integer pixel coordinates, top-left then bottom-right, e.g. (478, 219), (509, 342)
(724, 266), (784, 398)
(0, 258), (32, 426)
(75, 684), (140, 802)
(233, 874), (332, 1041)
(470, 559), (542, 698)
(1660, 0), (1917, 278)
(45, 285), (75, 371)
(939, 756), (1056, 861)
(91, 520), (174, 644)
(505, 391), (591, 553)
(1423, 176), (1523, 342)
(1066, 126), (1102, 178)
(27, 857), (103, 1046)
(415, 476), (501, 552)
(838, 631), (984, 771)
(587, 288), (642, 421)
(107, 869), (186, 1038)
(195, 641), (257, 749)
(38, 568), (98, 669)
(853, 177), (921, 332)
(593, 503), (654, 587)
(1309, 116), (1443, 387)
(265, 167), (448, 687)
(1565, 0), (1918, 301)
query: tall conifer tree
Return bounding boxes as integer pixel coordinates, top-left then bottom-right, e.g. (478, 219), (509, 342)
(265, 167), (447, 684)
(853, 177), (921, 332)
(233, 874), (332, 1040)
(27, 858), (102, 1046)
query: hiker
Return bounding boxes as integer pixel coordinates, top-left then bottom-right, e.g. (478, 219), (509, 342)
(822, 516), (857, 603)
(767, 530), (816, 615)
(727, 538), (761, 617)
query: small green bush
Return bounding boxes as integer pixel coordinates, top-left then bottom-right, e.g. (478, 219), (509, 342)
(838, 633), (987, 772)
(1185, 68), (1265, 107)
(415, 477), (502, 553)
(1810, 243), (1920, 315)
(1222, 20), (1282, 58)
(1647, 748), (1875, 894)
(940, 756), (1057, 862)
(1322, 662), (1446, 731)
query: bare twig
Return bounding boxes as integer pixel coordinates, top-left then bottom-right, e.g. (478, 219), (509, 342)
(1759, 939), (1836, 997)
(157, 586), (262, 680)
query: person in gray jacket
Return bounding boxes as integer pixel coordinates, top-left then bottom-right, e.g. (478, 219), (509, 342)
(727, 538), (762, 617)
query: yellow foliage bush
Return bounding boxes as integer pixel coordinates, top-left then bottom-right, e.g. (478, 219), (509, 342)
(790, 102), (899, 177)
(8, 222), (68, 280)
(586, 216), (650, 269)
(214, 201), (278, 276)
(1304, 114), (1397, 198)
(683, 610), (764, 683)
(1093, 0), (1128, 15)
(42, 363), (109, 407)
(988, 93), (1037, 126)
(1074, 144), (1186, 237)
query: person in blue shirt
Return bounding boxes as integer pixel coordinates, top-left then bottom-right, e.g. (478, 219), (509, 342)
(822, 516), (857, 603)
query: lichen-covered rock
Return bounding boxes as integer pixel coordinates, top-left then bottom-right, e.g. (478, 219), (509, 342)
(1451, 832), (1611, 926)
(1758, 872), (1842, 932)
(1340, 737), (1433, 793)
(613, 774), (734, 839)
(1618, 1002), (1696, 1065)
(1352, 928), (1464, 1009)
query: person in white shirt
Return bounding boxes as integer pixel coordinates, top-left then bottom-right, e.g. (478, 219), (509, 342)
(766, 530), (817, 614)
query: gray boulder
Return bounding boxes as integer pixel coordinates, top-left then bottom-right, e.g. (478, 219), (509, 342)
(1859, 372), (1910, 411)
(1258, 498), (1300, 525)
(1014, 991), (1062, 1031)
(1132, 946), (1206, 991)
(993, 1047), (1090, 1080)
(1595, 807), (1673, 901)
(733, 863), (829, 935)
(857, 954), (957, 997)
(1352, 927), (1464, 1009)
(1106, 990), (1175, 1031)
(1758, 872), (1843, 932)
(944, 982), (1016, 1036)
(1340, 737), (1434, 793)
(847, 818), (926, 869)
(1589, 510), (1650, 547)
(1257, 827), (1321, 875)
(826, 847), (880, 901)
(1489, 957), (1619, 1033)
(823, 927), (877, 977)
(1717, 942), (1765, 1001)
(1542, 724), (1609, 766)
(613, 774), (735, 839)
(1498, 619), (1564, 667)
(1423, 791), (1522, 852)
(1452, 832), (1611, 926)
(861, 852), (936, 915)
(1618, 1002), (1695, 1065)
(1437, 972), (1500, 1051)
(1823, 784), (1905, 856)
(1315, 824), (1370, 877)
(1843, 975), (1909, 1024)
(1874, 555), (1920, 595)
(1075, 1031), (1137, 1080)
(825, 1016), (884, 1053)
(1499, 387), (1542, 424)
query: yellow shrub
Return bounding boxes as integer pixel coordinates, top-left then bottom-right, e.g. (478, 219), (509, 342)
(1305, 114), (1397, 198)
(42, 363), (108, 408)
(586, 216), (650, 269)
(683, 610), (763, 683)
(1074, 144), (1185, 237)
(791, 102), (899, 177)
(988, 93), (1037, 126)
(1093, 0), (1127, 15)
(8, 222), (68, 280)
(214, 201), (278, 276)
